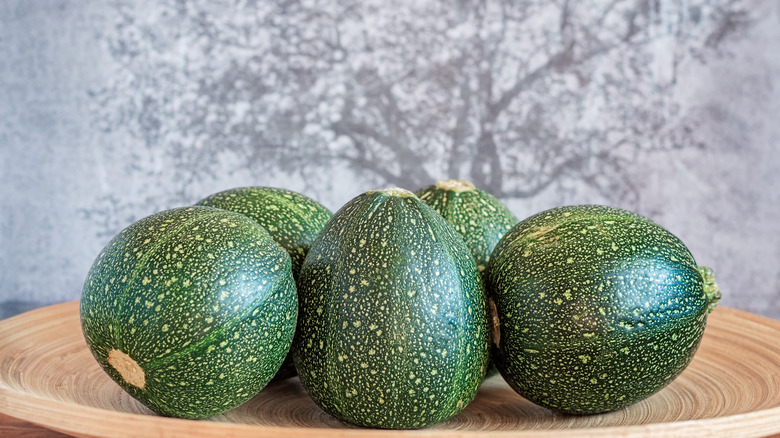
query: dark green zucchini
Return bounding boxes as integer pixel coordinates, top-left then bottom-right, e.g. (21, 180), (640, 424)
(486, 204), (721, 414)
(292, 188), (489, 429)
(80, 206), (297, 418)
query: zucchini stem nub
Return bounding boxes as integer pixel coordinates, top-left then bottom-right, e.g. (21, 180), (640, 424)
(698, 266), (722, 314)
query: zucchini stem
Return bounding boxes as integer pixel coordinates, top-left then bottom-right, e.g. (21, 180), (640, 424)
(434, 179), (476, 192)
(369, 187), (415, 198)
(698, 266), (721, 313)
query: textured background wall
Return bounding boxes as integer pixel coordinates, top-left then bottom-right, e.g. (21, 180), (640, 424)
(1, 0), (779, 320)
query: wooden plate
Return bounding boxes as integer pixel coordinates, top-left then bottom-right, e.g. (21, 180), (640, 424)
(1, 302), (780, 438)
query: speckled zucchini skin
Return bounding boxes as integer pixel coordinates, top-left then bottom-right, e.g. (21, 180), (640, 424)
(415, 179), (517, 379)
(415, 179), (518, 279)
(196, 187), (332, 380)
(487, 204), (714, 414)
(80, 206), (297, 419)
(195, 186), (332, 280)
(292, 189), (490, 429)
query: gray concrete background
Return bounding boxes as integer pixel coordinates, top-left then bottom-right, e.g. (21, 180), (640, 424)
(2, 0), (779, 320)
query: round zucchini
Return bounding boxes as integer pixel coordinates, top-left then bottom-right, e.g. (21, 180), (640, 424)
(292, 188), (489, 429)
(486, 204), (721, 414)
(80, 206), (298, 418)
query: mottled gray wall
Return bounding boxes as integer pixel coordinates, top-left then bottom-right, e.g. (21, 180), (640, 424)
(2, 0), (779, 320)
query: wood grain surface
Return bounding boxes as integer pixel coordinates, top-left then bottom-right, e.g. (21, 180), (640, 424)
(1, 301), (780, 438)
(0, 413), (72, 438)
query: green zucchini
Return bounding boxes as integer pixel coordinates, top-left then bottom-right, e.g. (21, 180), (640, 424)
(292, 188), (490, 429)
(415, 179), (518, 280)
(196, 186), (333, 380)
(486, 204), (721, 414)
(80, 206), (298, 418)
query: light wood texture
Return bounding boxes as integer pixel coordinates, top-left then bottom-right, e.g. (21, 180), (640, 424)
(0, 413), (72, 438)
(2, 302), (780, 438)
